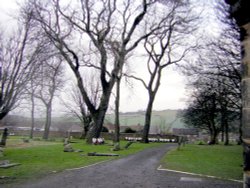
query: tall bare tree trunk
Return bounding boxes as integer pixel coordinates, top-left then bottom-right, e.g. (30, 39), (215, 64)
(221, 109), (229, 145)
(209, 125), (218, 145)
(86, 123), (98, 144)
(221, 125), (225, 142)
(142, 96), (154, 143)
(86, 101), (109, 144)
(114, 77), (121, 146)
(224, 121), (229, 145)
(30, 91), (35, 139)
(43, 103), (52, 140)
(30, 81), (35, 139)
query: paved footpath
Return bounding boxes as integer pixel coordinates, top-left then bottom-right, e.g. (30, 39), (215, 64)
(11, 144), (242, 188)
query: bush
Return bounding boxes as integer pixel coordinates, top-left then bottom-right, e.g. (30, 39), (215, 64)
(124, 127), (136, 133)
(101, 126), (109, 132)
(197, 141), (205, 145)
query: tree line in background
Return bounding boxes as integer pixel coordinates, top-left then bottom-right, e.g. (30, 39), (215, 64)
(0, 0), (241, 146)
(179, 2), (242, 145)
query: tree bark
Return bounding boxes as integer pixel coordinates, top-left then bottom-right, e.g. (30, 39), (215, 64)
(30, 84), (35, 139)
(142, 96), (154, 143)
(209, 128), (218, 145)
(86, 124), (98, 144)
(208, 117), (219, 145)
(43, 103), (52, 140)
(221, 123), (225, 142)
(224, 120), (229, 145)
(80, 118), (91, 139)
(0, 128), (8, 146)
(221, 109), (229, 145)
(114, 76), (121, 145)
(0, 112), (8, 121)
(86, 99), (110, 144)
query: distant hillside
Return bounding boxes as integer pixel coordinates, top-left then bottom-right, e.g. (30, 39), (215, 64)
(0, 115), (81, 132)
(105, 109), (185, 133)
(0, 109), (185, 134)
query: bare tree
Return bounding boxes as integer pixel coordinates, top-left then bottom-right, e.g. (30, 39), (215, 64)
(0, 10), (43, 120)
(34, 58), (64, 140)
(181, 86), (220, 144)
(25, 63), (45, 139)
(23, 0), (174, 143)
(24, 56), (55, 139)
(182, 21), (241, 144)
(29, 76), (36, 139)
(62, 75), (101, 139)
(126, 1), (198, 143)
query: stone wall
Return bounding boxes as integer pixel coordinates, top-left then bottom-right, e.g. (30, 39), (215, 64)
(5, 129), (178, 141)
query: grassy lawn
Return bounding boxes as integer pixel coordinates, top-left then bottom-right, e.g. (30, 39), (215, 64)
(161, 144), (243, 180)
(0, 136), (164, 185)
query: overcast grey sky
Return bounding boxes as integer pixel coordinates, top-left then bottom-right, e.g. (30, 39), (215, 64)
(0, 0), (217, 114)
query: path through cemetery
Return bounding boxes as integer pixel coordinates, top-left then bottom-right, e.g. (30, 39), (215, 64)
(14, 143), (241, 188)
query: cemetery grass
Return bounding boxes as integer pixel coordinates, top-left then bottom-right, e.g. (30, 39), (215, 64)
(0, 137), (164, 185)
(161, 144), (243, 180)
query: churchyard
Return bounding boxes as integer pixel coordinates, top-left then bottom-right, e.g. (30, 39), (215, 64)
(0, 135), (244, 186)
(0, 136), (164, 185)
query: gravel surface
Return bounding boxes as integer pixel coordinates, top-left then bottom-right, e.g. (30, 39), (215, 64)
(11, 143), (242, 188)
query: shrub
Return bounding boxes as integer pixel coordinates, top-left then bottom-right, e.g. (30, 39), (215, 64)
(124, 127), (136, 133)
(101, 126), (109, 132)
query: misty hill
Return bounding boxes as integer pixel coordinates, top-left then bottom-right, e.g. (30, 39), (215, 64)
(105, 109), (185, 133)
(0, 109), (185, 133)
(0, 115), (81, 132)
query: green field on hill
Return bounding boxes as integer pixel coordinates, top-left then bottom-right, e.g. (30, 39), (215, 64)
(105, 109), (185, 132)
(2, 109), (186, 133)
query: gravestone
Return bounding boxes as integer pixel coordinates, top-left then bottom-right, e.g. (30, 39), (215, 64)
(63, 138), (74, 152)
(0, 147), (3, 157)
(124, 141), (134, 149)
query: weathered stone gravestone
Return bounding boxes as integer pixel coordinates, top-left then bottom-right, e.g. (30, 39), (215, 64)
(0, 160), (21, 169)
(112, 142), (120, 151)
(87, 152), (119, 156)
(63, 138), (82, 152)
(63, 144), (74, 152)
(124, 141), (134, 149)
(63, 138), (74, 152)
(0, 147), (3, 157)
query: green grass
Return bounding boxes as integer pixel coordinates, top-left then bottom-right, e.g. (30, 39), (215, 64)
(161, 144), (243, 180)
(0, 137), (164, 185)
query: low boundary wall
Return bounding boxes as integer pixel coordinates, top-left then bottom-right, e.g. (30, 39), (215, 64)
(4, 130), (178, 141)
